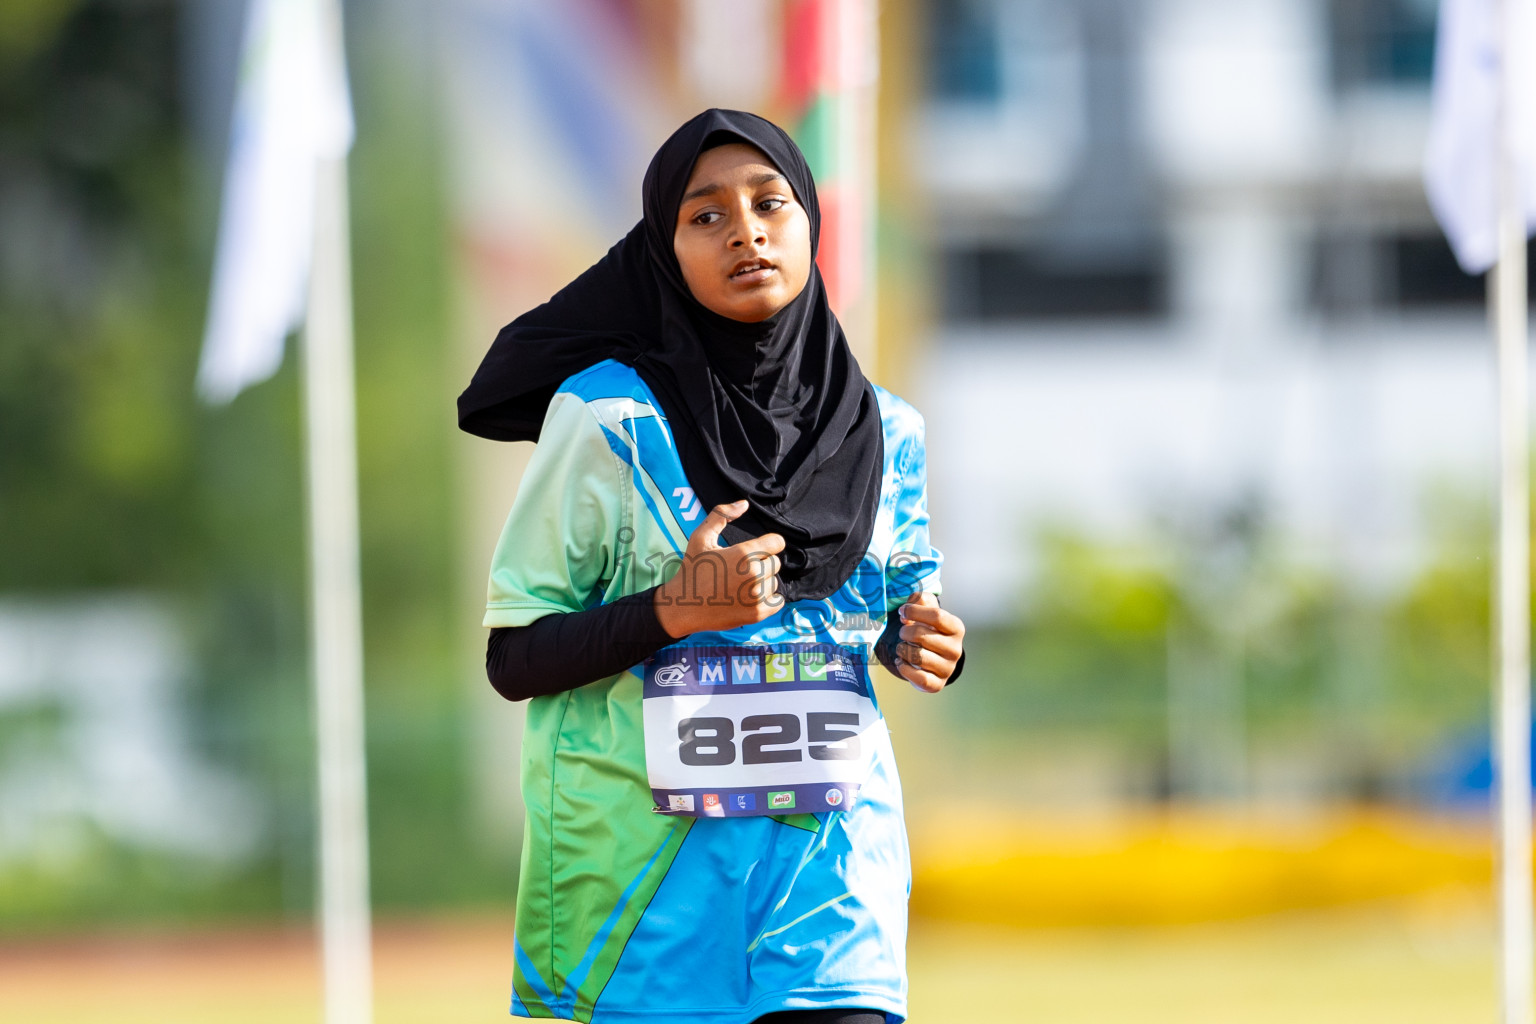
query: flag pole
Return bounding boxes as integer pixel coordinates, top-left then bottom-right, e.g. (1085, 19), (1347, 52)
(1494, 0), (1532, 1020)
(303, 2), (372, 1022)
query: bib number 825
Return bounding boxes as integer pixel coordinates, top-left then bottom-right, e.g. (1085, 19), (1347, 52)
(678, 712), (860, 766)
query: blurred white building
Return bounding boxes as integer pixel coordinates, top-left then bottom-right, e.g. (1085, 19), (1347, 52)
(0, 599), (259, 865)
(913, 0), (1510, 624)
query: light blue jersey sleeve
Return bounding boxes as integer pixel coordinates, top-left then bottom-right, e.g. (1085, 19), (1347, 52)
(483, 390), (628, 628)
(880, 395), (944, 611)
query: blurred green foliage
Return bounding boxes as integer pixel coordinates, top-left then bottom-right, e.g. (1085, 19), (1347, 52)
(952, 486), (1495, 800)
(959, 530), (1180, 739)
(0, 0), (510, 932)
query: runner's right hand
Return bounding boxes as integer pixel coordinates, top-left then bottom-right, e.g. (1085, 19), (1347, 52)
(654, 500), (786, 638)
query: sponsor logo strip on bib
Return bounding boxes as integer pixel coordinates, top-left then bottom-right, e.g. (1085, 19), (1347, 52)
(642, 643), (868, 698)
(653, 784), (855, 817)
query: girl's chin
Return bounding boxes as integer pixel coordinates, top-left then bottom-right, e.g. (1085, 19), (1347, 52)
(717, 310), (773, 324)
(698, 291), (782, 323)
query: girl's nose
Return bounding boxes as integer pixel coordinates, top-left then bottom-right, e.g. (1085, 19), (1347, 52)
(730, 221), (768, 248)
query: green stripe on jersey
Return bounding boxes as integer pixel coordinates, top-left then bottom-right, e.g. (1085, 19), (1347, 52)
(513, 673), (693, 1022)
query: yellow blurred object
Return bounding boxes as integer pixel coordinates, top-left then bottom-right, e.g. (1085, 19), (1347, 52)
(910, 806), (1494, 926)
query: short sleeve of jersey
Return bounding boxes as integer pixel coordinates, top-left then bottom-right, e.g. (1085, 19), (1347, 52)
(483, 390), (627, 628)
(885, 403), (944, 610)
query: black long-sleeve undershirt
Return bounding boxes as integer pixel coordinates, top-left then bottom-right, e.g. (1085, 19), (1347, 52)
(485, 587), (675, 702)
(485, 592), (964, 702)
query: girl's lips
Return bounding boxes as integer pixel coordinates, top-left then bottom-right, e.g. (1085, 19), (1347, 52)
(730, 265), (776, 286)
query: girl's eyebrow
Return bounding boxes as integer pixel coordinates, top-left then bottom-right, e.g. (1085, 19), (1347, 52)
(681, 172), (787, 205)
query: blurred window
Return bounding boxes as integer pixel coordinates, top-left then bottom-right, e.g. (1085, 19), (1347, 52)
(1312, 232), (1534, 312)
(942, 243), (1168, 322)
(928, 0), (1004, 102)
(1329, 0), (1437, 90)
(925, 0), (1161, 326)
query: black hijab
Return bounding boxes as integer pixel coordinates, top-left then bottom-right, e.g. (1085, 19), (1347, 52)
(458, 109), (884, 603)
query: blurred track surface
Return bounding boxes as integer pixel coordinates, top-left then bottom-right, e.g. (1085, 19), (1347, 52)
(0, 907), (1494, 1023)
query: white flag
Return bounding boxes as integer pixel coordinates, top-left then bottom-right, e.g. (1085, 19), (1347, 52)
(197, 0), (354, 403)
(1424, 0), (1536, 275)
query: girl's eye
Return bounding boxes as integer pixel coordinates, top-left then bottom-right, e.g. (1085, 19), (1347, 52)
(757, 198), (785, 213)
(694, 210), (722, 226)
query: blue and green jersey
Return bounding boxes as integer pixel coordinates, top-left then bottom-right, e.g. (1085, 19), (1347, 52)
(485, 359), (941, 1023)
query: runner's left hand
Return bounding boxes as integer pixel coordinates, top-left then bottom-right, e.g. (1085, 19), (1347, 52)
(895, 592), (965, 693)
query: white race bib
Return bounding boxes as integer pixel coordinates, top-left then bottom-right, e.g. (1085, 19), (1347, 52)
(641, 643), (885, 817)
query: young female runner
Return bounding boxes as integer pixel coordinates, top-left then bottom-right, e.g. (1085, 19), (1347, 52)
(458, 109), (965, 1024)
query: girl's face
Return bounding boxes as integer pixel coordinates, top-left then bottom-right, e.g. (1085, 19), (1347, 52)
(673, 143), (813, 323)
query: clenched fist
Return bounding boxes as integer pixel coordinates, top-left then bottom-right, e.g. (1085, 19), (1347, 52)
(654, 500), (786, 639)
(893, 592), (965, 693)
